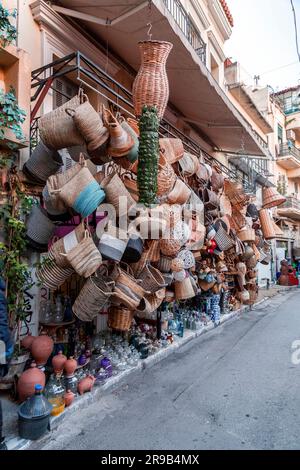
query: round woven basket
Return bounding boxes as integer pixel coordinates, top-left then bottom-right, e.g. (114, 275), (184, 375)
(160, 237), (181, 257)
(36, 252), (74, 291)
(157, 154), (177, 196)
(237, 228), (256, 243)
(24, 140), (63, 184)
(108, 306), (134, 332)
(132, 40), (173, 119)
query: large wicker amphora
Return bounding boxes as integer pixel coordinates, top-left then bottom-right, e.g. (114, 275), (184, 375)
(133, 40), (173, 120)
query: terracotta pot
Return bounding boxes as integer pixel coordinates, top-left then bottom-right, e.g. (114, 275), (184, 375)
(64, 389), (75, 407)
(52, 351), (67, 375)
(64, 357), (77, 376)
(20, 333), (36, 351)
(31, 333), (54, 366)
(78, 375), (95, 395)
(17, 362), (46, 402)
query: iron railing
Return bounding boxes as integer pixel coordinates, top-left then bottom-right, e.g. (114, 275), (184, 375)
(279, 196), (300, 211)
(163, 0), (206, 64)
(31, 51), (255, 190)
(279, 142), (300, 162)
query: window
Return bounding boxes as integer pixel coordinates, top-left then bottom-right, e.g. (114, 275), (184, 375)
(277, 124), (283, 145)
(295, 182), (299, 194)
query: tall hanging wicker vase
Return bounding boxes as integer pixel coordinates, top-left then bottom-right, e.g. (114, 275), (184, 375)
(132, 40), (173, 120)
(259, 209), (276, 240)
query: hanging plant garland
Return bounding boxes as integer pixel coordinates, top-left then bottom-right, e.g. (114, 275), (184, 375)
(137, 105), (159, 206)
(0, 5), (17, 47)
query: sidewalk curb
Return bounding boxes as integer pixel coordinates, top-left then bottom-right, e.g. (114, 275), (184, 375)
(8, 286), (298, 450)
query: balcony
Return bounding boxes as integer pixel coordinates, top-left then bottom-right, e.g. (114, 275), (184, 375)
(277, 142), (300, 170)
(162, 0), (206, 64)
(277, 196), (300, 220)
(33, 0), (270, 157)
(285, 108), (300, 140)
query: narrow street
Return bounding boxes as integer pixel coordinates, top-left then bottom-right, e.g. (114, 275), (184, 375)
(33, 290), (300, 451)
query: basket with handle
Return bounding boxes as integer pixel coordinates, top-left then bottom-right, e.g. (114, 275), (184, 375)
(167, 177), (191, 205)
(121, 171), (139, 202)
(65, 96), (109, 152)
(138, 264), (166, 293)
(46, 162), (83, 213)
(51, 223), (86, 268)
(23, 140), (63, 184)
(135, 288), (166, 317)
(36, 251), (74, 291)
(174, 275), (195, 300)
(179, 152), (200, 177)
(214, 224), (235, 251)
(160, 237), (181, 257)
(237, 227), (256, 243)
(157, 154), (177, 197)
(63, 231), (102, 278)
(101, 171), (135, 217)
(110, 264), (148, 309)
(73, 269), (115, 322)
(39, 90), (85, 149)
(108, 306), (134, 332)
(159, 138), (184, 164)
(211, 165), (224, 193)
(131, 240), (161, 276)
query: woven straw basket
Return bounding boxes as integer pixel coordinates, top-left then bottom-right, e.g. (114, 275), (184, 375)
(159, 138), (184, 164)
(64, 234), (102, 278)
(73, 274), (115, 322)
(39, 93), (85, 150)
(262, 186), (286, 209)
(175, 276), (195, 300)
(237, 228), (256, 243)
(157, 154), (177, 197)
(108, 306), (134, 332)
(101, 171), (135, 217)
(138, 264), (166, 293)
(167, 178), (191, 205)
(36, 252), (74, 291)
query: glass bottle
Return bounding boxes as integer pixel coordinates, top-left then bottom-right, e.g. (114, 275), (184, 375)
(63, 296), (73, 322)
(45, 374), (65, 416)
(53, 295), (64, 324)
(40, 300), (52, 324)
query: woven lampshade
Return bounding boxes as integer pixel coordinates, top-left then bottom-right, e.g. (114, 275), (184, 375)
(262, 187), (286, 209)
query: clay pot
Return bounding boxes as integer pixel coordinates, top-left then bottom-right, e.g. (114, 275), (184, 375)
(20, 333), (36, 350)
(64, 357), (77, 376)
(64, 389), (75, 407)
(31, 333), (54, 366)
(52, 351), (67, 375)
(78, 375), (95, 395)
(17, 362), (46, 402)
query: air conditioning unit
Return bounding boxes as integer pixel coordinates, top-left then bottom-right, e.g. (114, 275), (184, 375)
(287, 129), (296, 142)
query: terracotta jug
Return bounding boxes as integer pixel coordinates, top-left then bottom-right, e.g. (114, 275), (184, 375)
(31, 333), (54, 366)
(133, 40), (173, 119)
(17, 362), (46, 402)
(52, 351), (67, 375)
(64, 356), (77, 376)
(64, 389), (75, 407)
(20, 333), (36, 350)
(78, 375), (95, 395)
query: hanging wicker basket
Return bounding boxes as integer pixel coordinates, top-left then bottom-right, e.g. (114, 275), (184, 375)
(39, 91), (85, 149)
(108, 306), (134, 332)
(259, 209), (276, 240)
(159, 138), (184, 164)
(101, 171), (135, 217)
(64, 233), (102, 278)
(138, 264), (166, 293)
(262, 186), (286, 209)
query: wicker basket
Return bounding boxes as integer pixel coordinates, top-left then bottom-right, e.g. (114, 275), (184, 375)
(132, 40), (173, 119)
(177, 249), (196, 269)
(121, 172), (139, 202)
(36, 252), (74, 291)
(174, 276), (195, 300)
(51, 223), (86, 268)
(138, 264), (166, 293)
(39, 92), (85, 150)
(131, 240), (161, 276)
(73, 274), (115, 322)
(66, 98), (109, 151)
(262, 186), (286, 209)
(214, 224), (234, 251)
(211, 165), (224, 192)
(157, 154), (177, 196)
(170, 258), (184, 272)
(237, 227), (255, 243)
(259, 209), (276, 240)
(159, 138), (184, 164)
(167, 178), (191, 205)
(23, 140), (63, 184)
(108, 306), (134, 332)
(224, 180), (248, 207)
(47, 162), (82, 213)
(103, 106), (134, 157)
(110, 264), (147, 309)
(64, 234), (102, 278)
(101, 171), (135, 217)
(179, 152), (200, 177)
(160, 237), (181, 257)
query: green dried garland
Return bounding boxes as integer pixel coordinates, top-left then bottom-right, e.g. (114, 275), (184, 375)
(137, 106), (159, 206)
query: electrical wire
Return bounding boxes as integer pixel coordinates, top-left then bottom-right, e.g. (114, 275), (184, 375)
(290, 0), (300, 62)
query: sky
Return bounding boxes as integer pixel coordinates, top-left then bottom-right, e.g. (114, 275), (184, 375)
(225, 0), (300, 91)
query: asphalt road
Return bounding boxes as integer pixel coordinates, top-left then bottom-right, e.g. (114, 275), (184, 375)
(34, 290), (300, 450)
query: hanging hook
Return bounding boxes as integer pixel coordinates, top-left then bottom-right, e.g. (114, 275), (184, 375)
(147, 22), (153, 40)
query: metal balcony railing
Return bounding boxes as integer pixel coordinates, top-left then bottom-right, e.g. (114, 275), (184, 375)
(279, 142), (300, 161)
(280, 196), (300, 211)
(163, 0), (206, 64)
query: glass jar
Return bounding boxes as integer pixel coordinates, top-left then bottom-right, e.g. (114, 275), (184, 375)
(40, 300), (53, 324)
(45, 374), (66, 416)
